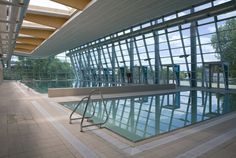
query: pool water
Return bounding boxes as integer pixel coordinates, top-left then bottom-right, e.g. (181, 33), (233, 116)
(22, 80), (120, 93)
(61, 90), (236, 142)
(23, 80), (75, 93)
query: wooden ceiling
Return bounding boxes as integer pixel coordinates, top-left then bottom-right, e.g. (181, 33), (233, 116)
(15, 0), (91, 55)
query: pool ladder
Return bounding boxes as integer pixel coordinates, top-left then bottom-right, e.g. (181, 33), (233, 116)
(69, 89), (109, 132)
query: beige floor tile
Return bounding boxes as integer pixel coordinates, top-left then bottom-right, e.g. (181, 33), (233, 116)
(1, 81), (236, 158)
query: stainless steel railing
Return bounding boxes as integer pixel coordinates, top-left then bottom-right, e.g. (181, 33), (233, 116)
(69, 89), (109, 132)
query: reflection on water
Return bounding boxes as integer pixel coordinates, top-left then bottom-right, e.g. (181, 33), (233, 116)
(22, 80), (121, 93)
(62, 90), (236, 142)
(23, 80), (75, 93)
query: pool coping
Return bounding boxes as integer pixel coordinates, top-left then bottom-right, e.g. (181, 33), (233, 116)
(48, 84), (176, 97)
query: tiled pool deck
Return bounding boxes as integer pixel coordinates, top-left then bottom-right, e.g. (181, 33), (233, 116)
(0, 81), (236, 158)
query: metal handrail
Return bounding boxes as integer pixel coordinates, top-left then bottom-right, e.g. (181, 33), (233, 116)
(69, 96), (95, 124)
(69, 89), (109, 132)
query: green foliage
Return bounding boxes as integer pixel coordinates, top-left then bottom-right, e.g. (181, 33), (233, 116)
(8, 57), (74, 80)
(179, 71), (187, 80)
(211, 19), (236, 77)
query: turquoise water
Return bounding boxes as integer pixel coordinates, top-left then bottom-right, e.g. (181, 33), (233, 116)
(23, 80), (75, 93)
(23, 80), (120, 93)
(61, 90), (236, 142)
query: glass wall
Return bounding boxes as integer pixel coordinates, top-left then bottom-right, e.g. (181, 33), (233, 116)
(68, 0), (236, 88)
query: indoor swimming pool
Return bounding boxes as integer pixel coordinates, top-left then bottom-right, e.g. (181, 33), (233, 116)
(61, 90), (236, 142)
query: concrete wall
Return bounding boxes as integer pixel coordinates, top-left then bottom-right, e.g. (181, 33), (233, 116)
(48, 84), (176, 97)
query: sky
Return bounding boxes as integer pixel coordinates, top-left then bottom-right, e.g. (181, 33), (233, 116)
(29, 0), (72, 11)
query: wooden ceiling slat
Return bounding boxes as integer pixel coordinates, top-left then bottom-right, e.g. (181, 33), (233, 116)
(16, 43), (37, 50)
(17, 37), (44, 45)
(19, 28), (54, 39)
(15, 48), (33, 53)
(25, 12), (68, 29)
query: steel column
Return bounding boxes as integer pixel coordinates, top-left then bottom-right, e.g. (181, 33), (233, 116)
(190, 9), (197, 88)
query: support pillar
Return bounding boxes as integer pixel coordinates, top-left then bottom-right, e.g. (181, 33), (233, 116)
(112, 43), (115, 83)
(209, 64), (212, 88)
(86, 50), (91, 81)
(129, 38), (134, 83)
(98, 48), (102, 83)
(190, 11), (197, 88)
(154, 31), (160, 84)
